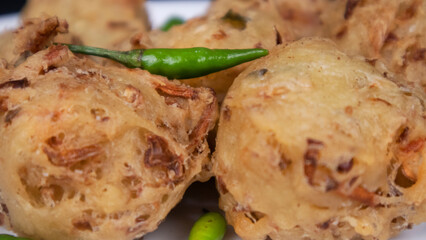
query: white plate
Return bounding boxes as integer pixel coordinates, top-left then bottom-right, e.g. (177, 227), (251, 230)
(0, 1), (425, 239)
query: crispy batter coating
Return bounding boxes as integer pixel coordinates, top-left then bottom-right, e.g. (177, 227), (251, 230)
(0, 45), (217, 240)
(214, 38), (426, 240)
(22, 0), (149, 49)
(319, 0), (426, 92)
(147, 0), (294, 101)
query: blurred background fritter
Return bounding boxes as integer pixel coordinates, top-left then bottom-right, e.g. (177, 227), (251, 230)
(318, 0), (426, 93)
(0, 16), (69, 67)
(21, 0), (149, 49)
(273, 0), (330, 39)
(0, 43), (217, 240)
(214, 38), (426, 240)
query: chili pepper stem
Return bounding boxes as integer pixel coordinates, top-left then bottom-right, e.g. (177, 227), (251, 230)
(57, 43), (143, 69)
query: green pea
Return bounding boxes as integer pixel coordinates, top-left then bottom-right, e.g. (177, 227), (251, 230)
(0, 234), (30, 240)
(160, 17), (185, 31)
(188, 212), (227, 240)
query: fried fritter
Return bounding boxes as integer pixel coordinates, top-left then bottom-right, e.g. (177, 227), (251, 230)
(22, 0), (149, 49)
(319, 0), (426, 92)
(147, 0), (294, 101)
(0, 45), (217, 240)
(214, 38), (426, 240)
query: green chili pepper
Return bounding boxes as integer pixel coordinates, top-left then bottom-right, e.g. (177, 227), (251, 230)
(161, 16), (185, 31)
(0, 234), (30, 240)
(188, 212), (227, 240)
(57, 43), (268, 79)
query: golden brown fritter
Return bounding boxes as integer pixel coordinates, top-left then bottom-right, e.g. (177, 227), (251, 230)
(214, 38), (426, 240)
(22, 0), (149, 49)
(319, 0), (426, 92)
(378, 0), (426, 93)
(273, 0), (330, 39)
(320, 0), (400, 59)
(0, 45), (217, 240)
(147, 0), (294, 101)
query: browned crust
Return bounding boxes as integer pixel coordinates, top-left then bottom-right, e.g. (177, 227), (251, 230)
(0, 97), (8, 112)
(0, 78), (29, 89)
(4, 108), (21, 126)
(384, 32), (398, 43)
(400, 138), (425, 153)
(14, 16), (68, 54)
(344, 0), (361, 19)
(0, 212), (4, 226)
(396, 0), (421, 21)
(274, 26), (283, 45)
(72, 219), (93, 231)
(337, 158), (354, 173)
(316, 219), (332, 230)
(407, 48), (426, 62)
(43, 45), (68, 62)
(43, 144), (102, 167)
(343, 186), (378, 207)
(189, 89), (217, 146)
(144, 134), (184, 183)
(222, 105), (231, 121)
(369, 97), (392, 106)
(217, 176), (229, 194)
(303, 138), (324, 185)
(397, 127), (410, 143)
(154, 82), (196, 100)
(335, 26), (348, 39)
(212, 30), (228, 40)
